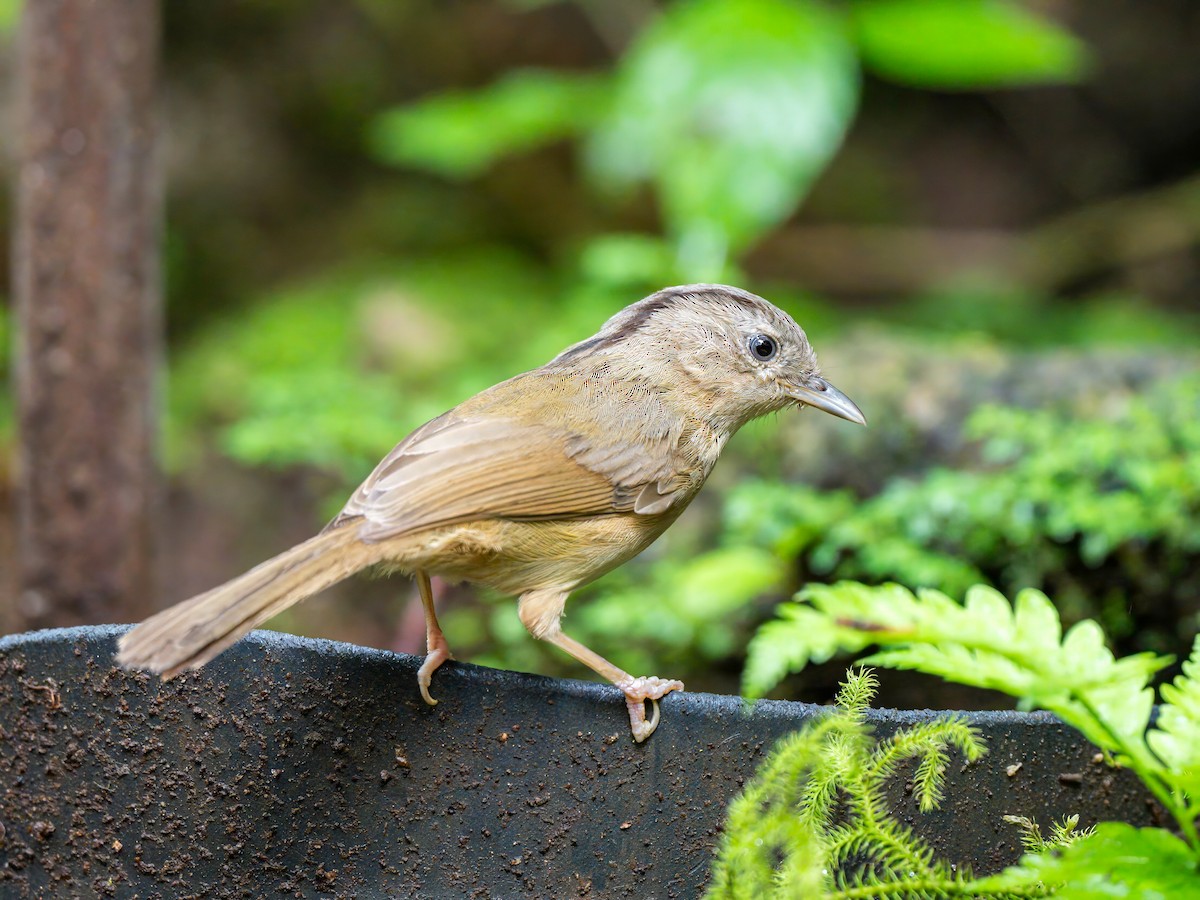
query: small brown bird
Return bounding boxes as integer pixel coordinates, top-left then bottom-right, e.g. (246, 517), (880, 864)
(118, 284), (864, 741)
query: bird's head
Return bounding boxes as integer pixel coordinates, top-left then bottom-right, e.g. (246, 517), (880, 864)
(556, 284), (865, 433)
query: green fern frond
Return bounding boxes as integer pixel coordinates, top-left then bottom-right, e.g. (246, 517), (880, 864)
(975, 823), (1197, 897)
(742, 600), (870, 705)
(867, 717), (985, 811)
(1003, 814), (1092, 856)
(708, 722), (841, 898)
(1048, 815), (1093, 847)
(1003, 816), (1047, 855)
(912, 744), (950, 814)
(707, 670), (999, 899)
(1147, 635), (1200, 803)
(800, 752), (844, 830)
(744, 582), (1171, 777)
(836, 667), (880, 718)
(826, 815), (941, 883)
(743, 579), (1200, 866)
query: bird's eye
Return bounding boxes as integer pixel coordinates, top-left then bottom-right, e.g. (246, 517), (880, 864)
(748, 334), (777, 361)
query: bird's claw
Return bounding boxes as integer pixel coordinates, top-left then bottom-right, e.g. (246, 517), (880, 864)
(417, 641), (453, 706)
(617, 675), (684, 743)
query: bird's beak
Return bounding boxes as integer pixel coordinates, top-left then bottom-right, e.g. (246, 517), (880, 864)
(789, 377), (866, 426)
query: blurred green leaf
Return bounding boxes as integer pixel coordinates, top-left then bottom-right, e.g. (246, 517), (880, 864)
(579, 233), (679, 287)
(850, 0), (1090, 89)
(218, 368), (409, 479)
(588, 0), (859, 275)
(0, 0), (19, 35)
(578, 231), (747, 288)
(369, 69), (611, 179)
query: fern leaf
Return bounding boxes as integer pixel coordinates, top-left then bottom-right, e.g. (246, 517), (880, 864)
(742, 602), (872, 700)
(706, 723), (842, 898)
(835, 667), (880, 719)
(1003, 814), (1092, 856)
(1147, 636), (1200, 801)
(976, 823), (1198, 897)
(911, 744), (950, 814)
(745, 582), (1173, 775)
(1048, 814), (1093, 847)
(867, 717), (985, 811)
(1012, 588), (1062, 650)
(1002, 815), (1046, 855)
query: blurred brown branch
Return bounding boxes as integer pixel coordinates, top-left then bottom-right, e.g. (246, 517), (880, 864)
(752, 173), (1200, 295)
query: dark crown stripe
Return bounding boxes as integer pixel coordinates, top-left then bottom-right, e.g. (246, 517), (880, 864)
(555, 286), (767, 362)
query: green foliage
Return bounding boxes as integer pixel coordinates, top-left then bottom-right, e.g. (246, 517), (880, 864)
(708, 668), (998, 898)
(578, 233), (702, 289)
(0, 0), (18, 36)
(1001, 814), (1093, 856)
(723, 376), (1200, 645)
(1148, 637), (1200, 801)
(167, 250), (607, 483)
(368, 69), (610, 179)
(849, 0), (1091, 88)
(975, 824), (1199, 898)
(716, 635), (1197, 895)
(744, 582), (1200, 864)
(372, 0), (1087, 283)
(587, 0), (858, 277)
(744, 584), (1169, 760)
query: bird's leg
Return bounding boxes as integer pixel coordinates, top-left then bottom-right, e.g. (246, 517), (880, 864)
(415, 570), (452, 705)
(518, 589), (684, 742)
(550, 631), (684, 742)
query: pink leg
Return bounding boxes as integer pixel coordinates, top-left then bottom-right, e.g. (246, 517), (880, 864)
(518, 588), (684, 742)
(415, 570), (452, 705)
(542, 627), (683, 743)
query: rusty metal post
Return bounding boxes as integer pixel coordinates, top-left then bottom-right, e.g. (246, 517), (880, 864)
(12, 0), (162, 629)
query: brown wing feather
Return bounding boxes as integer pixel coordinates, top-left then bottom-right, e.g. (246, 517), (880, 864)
(334, 415), (639, 542)
(330, 371), (699, 543)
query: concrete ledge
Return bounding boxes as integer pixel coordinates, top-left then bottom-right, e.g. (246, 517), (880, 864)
(0, 627), (1157, 897)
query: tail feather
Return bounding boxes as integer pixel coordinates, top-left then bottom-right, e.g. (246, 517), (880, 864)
(117, 525), (378, 678)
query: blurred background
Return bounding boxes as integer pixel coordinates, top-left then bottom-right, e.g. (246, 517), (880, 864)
(1, 0), (1198, 708)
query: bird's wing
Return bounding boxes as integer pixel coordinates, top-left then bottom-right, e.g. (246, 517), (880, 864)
(332, 412), (690, 542)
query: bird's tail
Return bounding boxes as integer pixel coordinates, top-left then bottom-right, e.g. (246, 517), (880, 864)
(117, 524), (378, 679)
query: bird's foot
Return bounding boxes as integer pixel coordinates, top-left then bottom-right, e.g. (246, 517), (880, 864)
(617, 675), (684, 743)
(417, 637), (453, 706)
